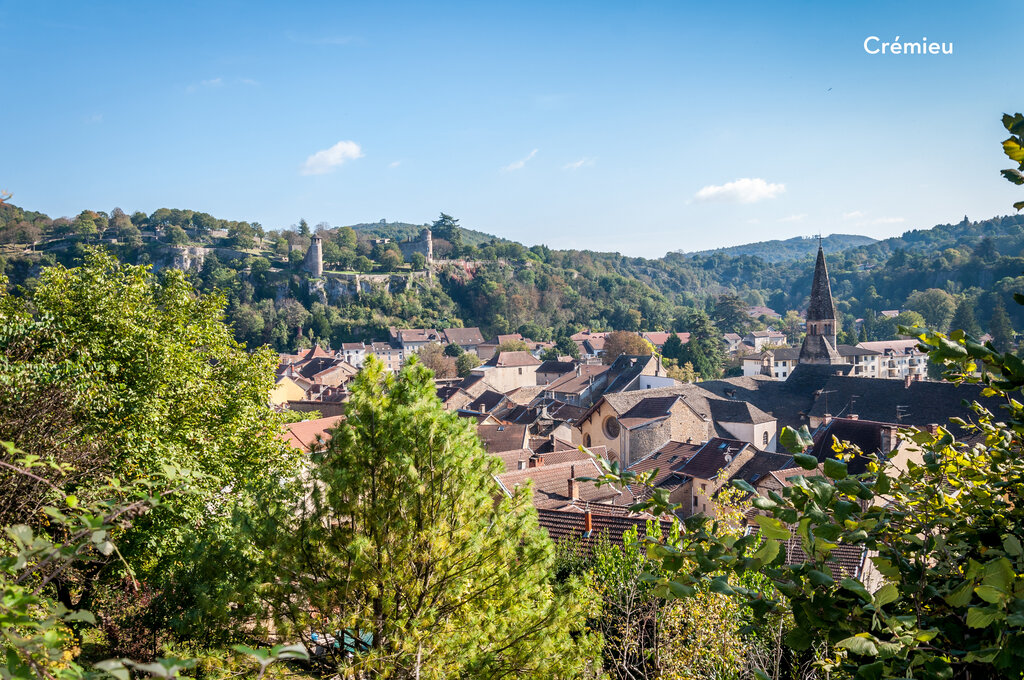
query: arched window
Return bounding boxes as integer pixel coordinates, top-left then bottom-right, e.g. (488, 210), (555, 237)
(763, 431), (769, 447)
(583, 433), (592, 447)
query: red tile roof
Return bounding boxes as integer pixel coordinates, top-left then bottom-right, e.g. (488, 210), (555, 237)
(280, 415), (345, 453)
(495, 459), (634, 509)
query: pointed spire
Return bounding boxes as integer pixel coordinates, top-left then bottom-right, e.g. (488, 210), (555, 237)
(805, 246), (836, 322)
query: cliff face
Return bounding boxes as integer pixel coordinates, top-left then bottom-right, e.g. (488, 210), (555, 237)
(308, 272), (431, 303)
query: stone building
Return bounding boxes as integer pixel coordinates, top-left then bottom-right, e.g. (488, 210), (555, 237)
(397, 228), (433, 264)
(303, 234), (323, 277)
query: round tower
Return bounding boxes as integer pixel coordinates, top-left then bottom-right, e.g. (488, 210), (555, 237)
(303, 234), (323, 277)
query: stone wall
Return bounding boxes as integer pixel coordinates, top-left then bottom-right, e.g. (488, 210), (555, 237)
(308, 271), (430, 304)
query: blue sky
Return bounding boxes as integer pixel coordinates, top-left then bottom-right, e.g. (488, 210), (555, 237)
(0, 1), (1019, 256)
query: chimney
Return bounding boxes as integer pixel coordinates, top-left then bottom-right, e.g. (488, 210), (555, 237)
(567, 465), (579, 500)
(848, 414), (859, 420)
(533, 456), (544, 467)
(584, 510), (593, 534)
(823, 413), (833, 425)
(576, 365), (581, 377)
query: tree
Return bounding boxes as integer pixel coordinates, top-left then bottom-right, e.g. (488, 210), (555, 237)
(456, 352), (481, 377)
(258, 357), (599, 678)
(676, 309), (724, 380)
(906, 288), (956, 331)
(410, 251), (427, 270)
(1000, 112), (1024, 211)
(665, 361), (698, 383)
(337, 225), (358, 250)
(989, 298), (1014, 352)
(603, 331), (652, 364)
(596, 307), (1024, 679)
(298, 218), (310, 237)
(714, 293), (751, 334)
(379, 249), (403, 272)
(950, 295), (982, 338)
(164, 224), (189, 245)
(0, 250), (299, 640)
(661, 332), (685, 363)
(443, 341), (464, 357)
(416, 341), (457, 378)
(555, 336), (581, 360)
(780, 310), (804, 345)
(354, 255), (374, 273)
(227, 221), (256, 249)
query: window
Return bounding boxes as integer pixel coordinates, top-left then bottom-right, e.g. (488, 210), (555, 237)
(603, 416), (620, 438)
(763, 431), (769, 446)
(518, 367), (523, 375)
(584, 433), (592, 447)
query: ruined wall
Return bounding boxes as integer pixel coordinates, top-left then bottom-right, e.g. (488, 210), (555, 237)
(397, 228), (433, 263)
(308, 271), (430, 304)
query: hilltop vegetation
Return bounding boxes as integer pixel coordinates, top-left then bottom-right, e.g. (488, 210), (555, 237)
(3, 201), (1024, 361)
(683, 233), (877, 263)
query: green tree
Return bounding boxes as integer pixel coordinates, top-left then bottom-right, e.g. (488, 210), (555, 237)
(1000, 112), (1024, 211)
(410, 251), (427, 270)
(258, 356), (598, 678)
(494, 339), (530, 356)
(989, 298), (1014, 352)
(164, 224), (189, 245)
(950, 295), (982, 338)
(555, 336), (582, 360)
(415, 341), (457, 378)
(0, 250), (299, 639)
(443, 341), (465, 357)
(906, 288), (957, 331)
(298, 218), (310, 237)
(714, 293), (751, 334)
(676, 309), (724, 379)
(228, 221), (256, 249)
(337, 225), (358, 250)
(380, 248), (403, 271)
(456, 351), (481, 377)
(661, 331), (685, 363)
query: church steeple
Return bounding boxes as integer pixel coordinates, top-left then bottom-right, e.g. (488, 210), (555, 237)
(798, 245), (842, 365)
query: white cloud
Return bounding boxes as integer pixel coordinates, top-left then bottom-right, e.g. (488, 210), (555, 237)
(563, 157), (595, 171)
(201, 77), (223, 87)
(694, 177), (786, 204)
(388, 160), (401, 168)
(777, 214), (807, 223)
(301, 141), (364, 175)
(502, 149), (538, 172)
(842, 210), (864, 220)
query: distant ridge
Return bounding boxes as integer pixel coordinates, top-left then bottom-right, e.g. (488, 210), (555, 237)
(681, 234), (877, 263)
(348, 220), (510, 247)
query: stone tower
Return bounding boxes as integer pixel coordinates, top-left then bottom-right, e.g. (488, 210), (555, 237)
(798, 245), (842, 365)
(303, 234), (323, 277)
(422, 227), (433, 262)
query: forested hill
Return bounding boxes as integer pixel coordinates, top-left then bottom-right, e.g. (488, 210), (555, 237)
(683, 234), (877, 263)
(2, 202), (1024, 355)
(349, 220), (510, 247)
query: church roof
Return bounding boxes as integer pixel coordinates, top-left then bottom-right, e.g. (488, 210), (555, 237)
(806, 246), (836, 322)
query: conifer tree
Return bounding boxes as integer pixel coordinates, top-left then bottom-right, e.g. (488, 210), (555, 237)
(259, 356), (598, 679)
(989, 298), (1015, 352)
(949, 295), (982, 338)
(677, 309), (725, 380)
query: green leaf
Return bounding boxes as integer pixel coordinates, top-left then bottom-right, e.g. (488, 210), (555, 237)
(785, 626), (812, 650)
(974, 585), (1006, 604)
(982, 557), (1014, 592)
(855, 660), (885, 680)
(1003, 534), (1023, 556)
(966, 606), (1001, 629)
(754, 514), (791, 540)
(708, 577), (735, 596)
(94, 659), (131, 680)
(752, 537), (780, 565)
(1002, 168), (1024, 185)
(780, 425), (814, 453)
(873, 583), (899, 607)
(1004, 137), (1024, 163)
(807, 569), (834, 587)
(944, 580), (975, 607)
(823, 457), (848, 480)
(731, 478), (756, 494)
(793, 453), (818, 470)
(837, 634), (878, 657)
(65, 494), (78, 508)
(841, 578), (872, 603)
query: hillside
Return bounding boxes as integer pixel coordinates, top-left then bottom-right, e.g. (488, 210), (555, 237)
(3, 201), (1024, 354)
(683, 233), (877, 263)
(349, 220), (510, 247)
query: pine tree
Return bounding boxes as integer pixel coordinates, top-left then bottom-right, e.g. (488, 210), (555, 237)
(949, 296), (982, 338)
(259, 356), (598, 678)
(989, 298), (1015, 352)
(661, 331), (685, 362)
(677, 309), (725, 380)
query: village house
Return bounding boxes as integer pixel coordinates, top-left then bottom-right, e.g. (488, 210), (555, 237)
(471, 350), (541, 392)
(442, 327), (485, 354)
(540, 364), (610, 407)
(390, 328), (443, 353)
